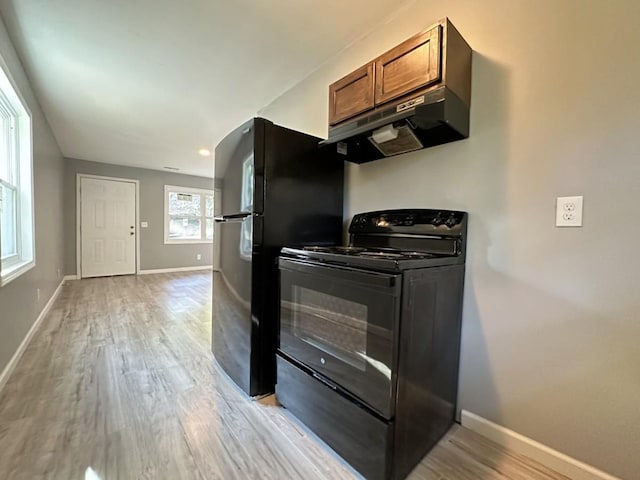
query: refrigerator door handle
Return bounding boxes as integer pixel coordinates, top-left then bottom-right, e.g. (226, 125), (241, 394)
(214, 212), (252, 223)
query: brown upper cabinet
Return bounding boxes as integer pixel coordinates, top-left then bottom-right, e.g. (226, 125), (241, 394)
(375, 25), (441, 105)
(328, 63), (375, 126)
(328, 18), (471, 127)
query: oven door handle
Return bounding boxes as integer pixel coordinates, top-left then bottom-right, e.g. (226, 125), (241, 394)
(278, 257), (399, 289)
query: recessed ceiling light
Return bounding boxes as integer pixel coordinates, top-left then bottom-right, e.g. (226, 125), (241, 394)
(198, 148), (211, 157)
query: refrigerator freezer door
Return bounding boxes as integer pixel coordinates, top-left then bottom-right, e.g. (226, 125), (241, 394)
(214, 118), (265, 216)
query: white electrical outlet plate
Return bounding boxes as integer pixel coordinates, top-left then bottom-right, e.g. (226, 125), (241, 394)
(556, 196), (583, 227)
(141, 221), (149, 228)
(196, 254), (202, 260)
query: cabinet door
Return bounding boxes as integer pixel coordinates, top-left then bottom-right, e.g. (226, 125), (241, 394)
(329, 63), (375, 125)
(375, 25), (442, 105)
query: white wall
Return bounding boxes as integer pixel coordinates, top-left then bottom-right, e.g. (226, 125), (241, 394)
(260, 1), (640, 478)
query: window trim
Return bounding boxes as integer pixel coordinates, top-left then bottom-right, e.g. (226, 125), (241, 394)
(0, 179), (19, 264)
(164, 185), (214, 245)
(0, 53), (35, 287)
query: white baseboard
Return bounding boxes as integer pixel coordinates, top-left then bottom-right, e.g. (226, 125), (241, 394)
(138, 265), (213, 275)
(0, 278), (66, 393)
(63, 275), (78, 281)
(460, 410), (620, 480)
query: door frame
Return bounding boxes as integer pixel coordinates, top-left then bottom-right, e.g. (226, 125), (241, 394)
(76, 173), (141, 279)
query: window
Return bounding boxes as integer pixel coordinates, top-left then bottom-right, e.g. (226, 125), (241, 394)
(0, 58), (34, 286)
(164, 185), (214, 244)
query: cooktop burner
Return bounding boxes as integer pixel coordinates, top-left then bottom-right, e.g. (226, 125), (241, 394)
(359, 251), (405, 258)
(303, 246), (368, 254)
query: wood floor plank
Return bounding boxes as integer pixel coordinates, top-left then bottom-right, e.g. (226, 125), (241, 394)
(0, 272), (570, 479)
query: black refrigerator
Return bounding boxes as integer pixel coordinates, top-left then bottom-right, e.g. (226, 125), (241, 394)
(212, 117), (344, 396)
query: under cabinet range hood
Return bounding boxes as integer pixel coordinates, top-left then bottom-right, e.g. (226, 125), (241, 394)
(320, 86), (469, 164)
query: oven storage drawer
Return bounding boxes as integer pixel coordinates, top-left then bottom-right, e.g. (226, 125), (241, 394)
(276, 355), (392, 480)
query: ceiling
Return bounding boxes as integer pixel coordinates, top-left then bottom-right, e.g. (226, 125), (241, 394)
(0, 0), (410, 178)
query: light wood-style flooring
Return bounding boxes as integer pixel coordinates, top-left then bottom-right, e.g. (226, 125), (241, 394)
(0, 272), (569, 479)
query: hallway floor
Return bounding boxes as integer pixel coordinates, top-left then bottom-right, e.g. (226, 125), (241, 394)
(0, 272), (568, 479)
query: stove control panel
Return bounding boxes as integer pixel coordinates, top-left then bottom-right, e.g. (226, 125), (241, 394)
(349, 209), (467, 236)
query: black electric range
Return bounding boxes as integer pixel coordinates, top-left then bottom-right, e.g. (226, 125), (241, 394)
(276, 209), (468, 480)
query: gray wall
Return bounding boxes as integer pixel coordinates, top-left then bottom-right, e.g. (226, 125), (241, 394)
(259, 1), (640, 478)
(64, 158), (214, 274)
(0, 16), (65, 374)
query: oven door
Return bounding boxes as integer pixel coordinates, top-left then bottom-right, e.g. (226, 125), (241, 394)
(278, 257), (401, 419)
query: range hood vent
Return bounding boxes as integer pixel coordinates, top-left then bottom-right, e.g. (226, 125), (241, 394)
(320, 86), (469, 164)
(369, 123), (423, 157)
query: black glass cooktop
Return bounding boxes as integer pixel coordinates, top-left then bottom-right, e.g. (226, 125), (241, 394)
(300, 245), (442, 260)
(280, 245), (460, 271)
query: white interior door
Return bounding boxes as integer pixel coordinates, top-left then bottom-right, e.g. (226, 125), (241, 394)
(80, 177), (136, 278)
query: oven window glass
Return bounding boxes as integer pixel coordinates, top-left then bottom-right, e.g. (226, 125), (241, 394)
(291, 286), (367, 371)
